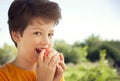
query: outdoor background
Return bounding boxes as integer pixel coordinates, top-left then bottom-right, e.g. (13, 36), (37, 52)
(0, 0), (120, 81)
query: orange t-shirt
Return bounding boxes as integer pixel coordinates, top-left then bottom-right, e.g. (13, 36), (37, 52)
(0, 63), (64, 81)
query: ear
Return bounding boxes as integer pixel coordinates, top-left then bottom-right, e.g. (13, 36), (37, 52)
(11, 31), (21, 43)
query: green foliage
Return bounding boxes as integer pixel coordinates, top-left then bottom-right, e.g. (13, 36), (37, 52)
(64, 50), (119, 81)
(53, 40), (88, 64)
(102, 41), (120, 62)
(0, 43), (16, 65)
(85, 34), (102, 46)
(53, 38), (120, 69)
(84, 35), (103, 62)
(84, 35), (120, 69)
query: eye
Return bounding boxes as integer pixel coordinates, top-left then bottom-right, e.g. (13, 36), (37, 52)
(48, 33), (54, 38)
(34, 32), (41, 36)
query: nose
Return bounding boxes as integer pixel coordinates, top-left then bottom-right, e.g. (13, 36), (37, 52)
(40, 36), (50, 46)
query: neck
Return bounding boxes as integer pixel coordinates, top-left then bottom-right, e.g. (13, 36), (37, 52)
(12, 55), (36, 71)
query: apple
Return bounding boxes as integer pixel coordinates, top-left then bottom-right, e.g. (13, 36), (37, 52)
(43, 48), (51, 60)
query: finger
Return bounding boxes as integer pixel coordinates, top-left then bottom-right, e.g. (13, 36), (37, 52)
(38, 49), (45, 62)
(44, 49), (57, 64)
(56, 64), (64, 73)
(44, 49), (59, 64)
(48, 53), (59, 67)
(58, 61), (66, 72)
(59, 53), (65, 62)
(44, 52), (55, 64)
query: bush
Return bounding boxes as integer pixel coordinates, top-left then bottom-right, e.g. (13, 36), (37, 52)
(53, 40), (88, 64)
(0, 43), (16, 65)
(64, 50), (119, 81)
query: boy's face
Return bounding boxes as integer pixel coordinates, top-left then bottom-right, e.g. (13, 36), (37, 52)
(15, 18), (54, 63)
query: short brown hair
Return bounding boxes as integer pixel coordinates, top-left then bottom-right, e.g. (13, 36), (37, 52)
(8, 0), (61, 46)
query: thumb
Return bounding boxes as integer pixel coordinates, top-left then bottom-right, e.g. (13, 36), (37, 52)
(38, 49), (45, 62)
(59, 53), (65, 62)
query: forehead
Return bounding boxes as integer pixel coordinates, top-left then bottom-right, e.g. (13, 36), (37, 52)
(29, 17), (54, 26)
(26, 18), (54, 30)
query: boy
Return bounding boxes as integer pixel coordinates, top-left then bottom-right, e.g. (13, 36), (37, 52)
(0, 0), (66, 81)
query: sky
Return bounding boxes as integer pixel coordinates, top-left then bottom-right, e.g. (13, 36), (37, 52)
(0, 0), (120, 47)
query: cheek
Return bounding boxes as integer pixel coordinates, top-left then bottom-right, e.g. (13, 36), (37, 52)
(28, 38), (40, 48)
(21, 37), (38, 49)
(48, 40), (53, 48)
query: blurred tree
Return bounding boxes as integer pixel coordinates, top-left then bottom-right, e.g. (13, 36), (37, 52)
(53, 40), (88, 64)
(0, 43), (16, 65)
(84, 34), (103, 62)
(83, 35), (120, 72)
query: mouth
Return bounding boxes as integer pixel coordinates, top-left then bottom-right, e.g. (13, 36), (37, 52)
(35, 48), (42, 55)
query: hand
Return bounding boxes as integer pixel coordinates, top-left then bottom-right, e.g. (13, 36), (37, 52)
(53, 53), (66, 81)
(36, 49), (59, 81)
